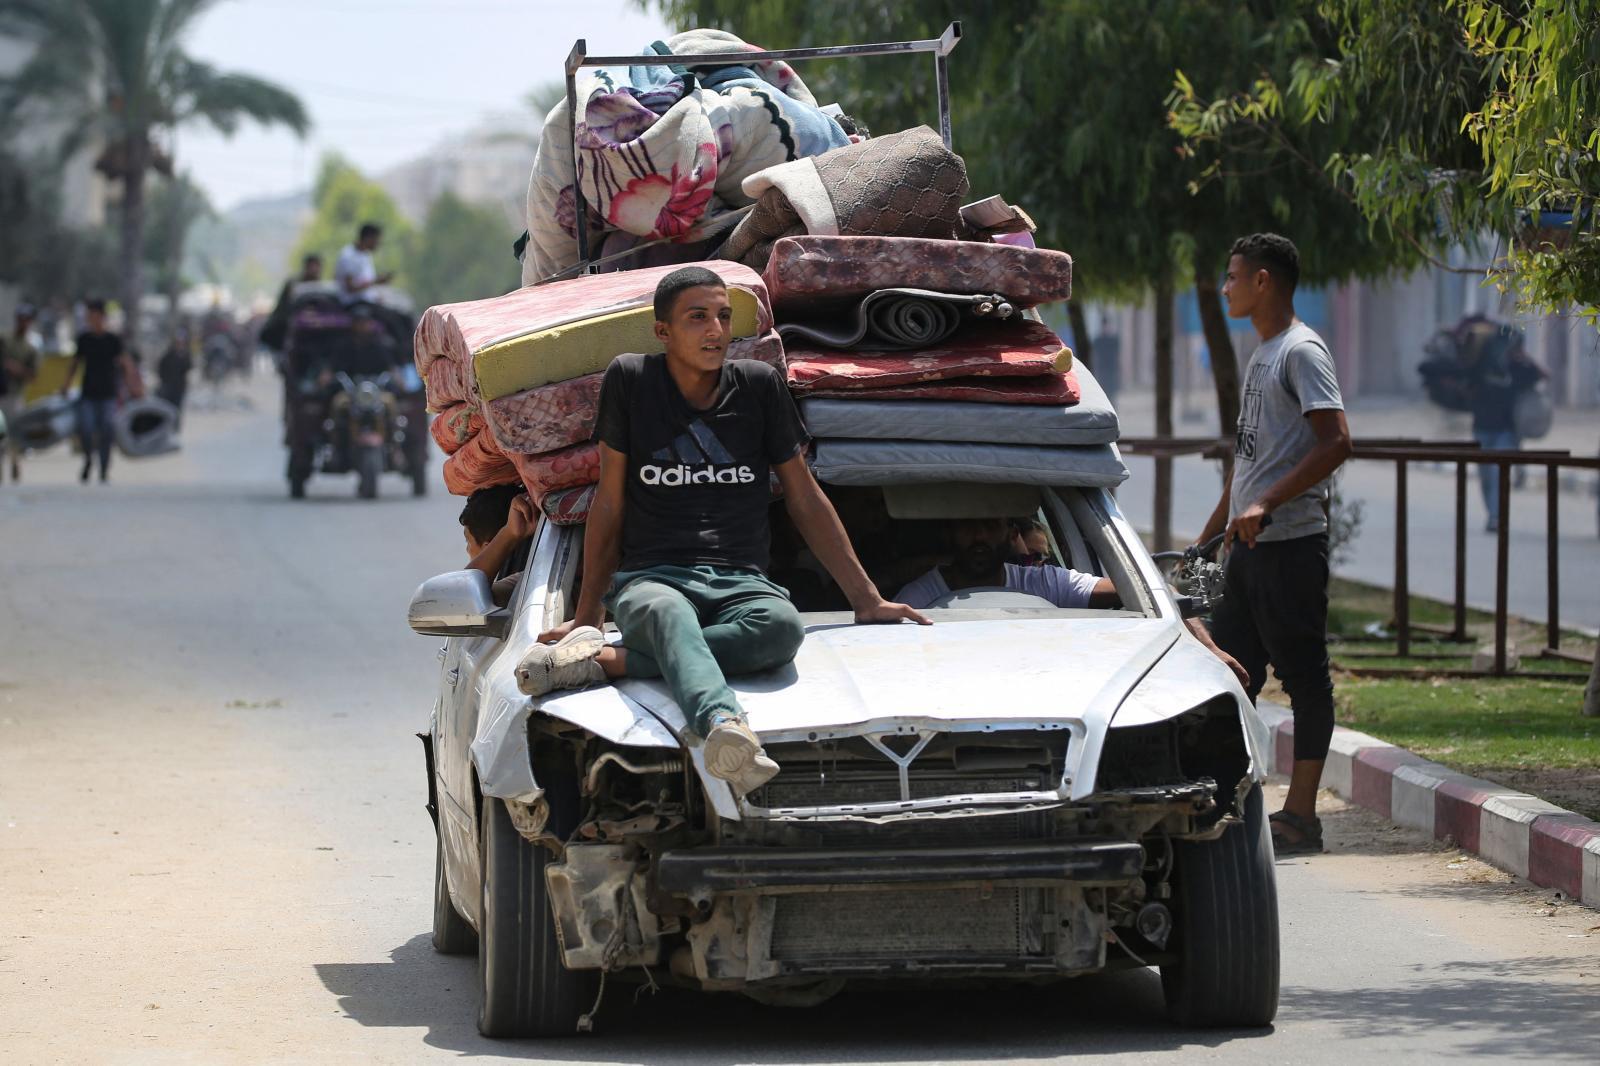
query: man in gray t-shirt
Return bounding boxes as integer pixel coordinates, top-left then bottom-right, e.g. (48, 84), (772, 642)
(1195, 233), (1353, 857)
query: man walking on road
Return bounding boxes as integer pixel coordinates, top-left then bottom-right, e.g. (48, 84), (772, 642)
(61, 299), (137, 485)
(520, 267), (928, 795)
(1196, 233), (1353, 856)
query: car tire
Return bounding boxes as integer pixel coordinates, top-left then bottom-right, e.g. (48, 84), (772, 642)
(432, 829), (477, 955)
(476, 759), (595, 1038)
(1160, 782), (1280, 1027)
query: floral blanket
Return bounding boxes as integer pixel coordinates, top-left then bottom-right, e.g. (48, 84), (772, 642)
(520, 29), (850, 284)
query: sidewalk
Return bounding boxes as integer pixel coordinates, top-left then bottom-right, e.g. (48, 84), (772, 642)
(1258, 702), (1600, 910)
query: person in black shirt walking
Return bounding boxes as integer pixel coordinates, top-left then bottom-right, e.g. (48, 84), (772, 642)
(517, 267), (928, 794)
(62, 299), (136, 483)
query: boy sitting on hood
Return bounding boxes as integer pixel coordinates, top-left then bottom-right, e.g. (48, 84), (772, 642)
(517, 267), (928, 794)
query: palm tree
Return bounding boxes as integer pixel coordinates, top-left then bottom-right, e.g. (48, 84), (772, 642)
(0, 0), (308, 328)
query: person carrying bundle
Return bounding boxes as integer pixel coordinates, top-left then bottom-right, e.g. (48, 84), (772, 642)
(517, 267), (928, 795)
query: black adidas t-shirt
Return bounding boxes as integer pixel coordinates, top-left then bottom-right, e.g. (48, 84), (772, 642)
(593, 354), (806, 573)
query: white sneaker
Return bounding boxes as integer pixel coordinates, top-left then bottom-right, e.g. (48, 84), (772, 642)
(703, 717), (780, 795)
(515, 627), (607, 697)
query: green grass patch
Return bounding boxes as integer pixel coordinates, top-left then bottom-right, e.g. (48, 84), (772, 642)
(1326, 576), (1494, 639)
(1337, 676), (1600, 772)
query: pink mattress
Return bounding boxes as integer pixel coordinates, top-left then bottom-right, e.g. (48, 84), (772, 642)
(425, 357), (471, 411)
(413, 259), (774, 377)
(482, 330), (787, 456)
(441, 429), (518, 496)
(785, 321), (1070, 393)
(764, 235), (1073, 311)
(429, 404), (485, 456)
(799, 370), (1081, 405)
(510, 441), (601, 498)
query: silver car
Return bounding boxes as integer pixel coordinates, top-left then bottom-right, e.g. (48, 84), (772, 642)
(410, 479), (1279, 1037)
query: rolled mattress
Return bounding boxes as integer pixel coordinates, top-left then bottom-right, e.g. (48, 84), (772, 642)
(811, 438), (1128, 488)
(799, 363), (1116, 445)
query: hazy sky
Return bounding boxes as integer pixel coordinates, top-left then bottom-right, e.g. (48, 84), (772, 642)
(182, 0), (676, 211)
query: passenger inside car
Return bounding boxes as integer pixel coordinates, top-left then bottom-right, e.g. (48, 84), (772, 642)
(895, 516), (1120, 609)
(1010, 517), (1053, 566)
(461, 482), (535, 606)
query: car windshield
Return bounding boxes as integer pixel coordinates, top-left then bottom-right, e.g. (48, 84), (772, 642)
(767, 482), (1152, 617)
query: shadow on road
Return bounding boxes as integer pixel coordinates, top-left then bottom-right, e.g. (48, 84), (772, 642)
(316, 934), (1272, 1060)
(1282, 955), (1600, 1060)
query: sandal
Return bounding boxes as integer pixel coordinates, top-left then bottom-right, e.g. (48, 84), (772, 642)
(1269, 809), (1324, 856)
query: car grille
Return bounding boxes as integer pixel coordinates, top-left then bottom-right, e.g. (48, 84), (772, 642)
(770, 886), (1040, 963)
(759, 772), (1045, 809)
(747, 770), (1053, 846)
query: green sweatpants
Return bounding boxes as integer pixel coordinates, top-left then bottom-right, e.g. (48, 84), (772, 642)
(606, 565), (805, 736)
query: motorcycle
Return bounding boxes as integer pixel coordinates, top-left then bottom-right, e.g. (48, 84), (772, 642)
(282, 293), (428, 500)
(288, 366), (428, 500)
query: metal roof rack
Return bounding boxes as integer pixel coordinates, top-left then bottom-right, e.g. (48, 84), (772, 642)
(558, 22), (963, 275)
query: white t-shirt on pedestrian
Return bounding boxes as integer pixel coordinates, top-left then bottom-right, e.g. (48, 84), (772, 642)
(1230, 320), (1344, 541)
(334, 243), (376, 303)
(895, 563), (1102, 609)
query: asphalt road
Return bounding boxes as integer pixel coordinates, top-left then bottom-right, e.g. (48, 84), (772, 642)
(2, 379), (1596, 1064)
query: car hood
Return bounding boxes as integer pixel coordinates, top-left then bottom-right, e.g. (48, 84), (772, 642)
(614, 614), (1181, 740)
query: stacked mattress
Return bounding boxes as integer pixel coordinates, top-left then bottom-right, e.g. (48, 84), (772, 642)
(413, 259), (783, 506)
(761, 234), (1128, 488)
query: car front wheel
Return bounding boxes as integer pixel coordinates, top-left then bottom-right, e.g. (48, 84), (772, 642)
(476, 762), (595, 1037)
(1160, 781), (1280, 1027)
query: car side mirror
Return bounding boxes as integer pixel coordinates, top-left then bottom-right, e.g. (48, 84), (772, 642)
(408, 569), (510, 638)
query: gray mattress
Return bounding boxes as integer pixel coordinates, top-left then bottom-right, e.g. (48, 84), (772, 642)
(799, 362), (1118, 445)
(812, 438), (1129, 488)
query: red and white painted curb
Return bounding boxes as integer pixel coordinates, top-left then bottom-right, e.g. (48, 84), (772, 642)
(1257, 703), (1600, 907)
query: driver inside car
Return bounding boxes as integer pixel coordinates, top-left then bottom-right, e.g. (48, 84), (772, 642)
(895, 517), (1120, 609)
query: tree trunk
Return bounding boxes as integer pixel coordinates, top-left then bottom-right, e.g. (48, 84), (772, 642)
(1153, 271), (1175, 552)
(1067, 297), (1094, 371)
(1195, 271), (1241, 441)
(1585, 646), (1599, 717)
(118, 137), (149, 352)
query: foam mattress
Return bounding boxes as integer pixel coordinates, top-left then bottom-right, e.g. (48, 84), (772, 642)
(482, 330), (785, 456)
(799, 371), (1079, 405)
(799, 363), (1116, 445)
(413, 259), (774, 401)
(764, 234), (1073, 310)
(811, 438), (1128, 488)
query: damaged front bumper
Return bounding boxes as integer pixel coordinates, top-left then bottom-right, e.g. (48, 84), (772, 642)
(654, 839), (1144, 900)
